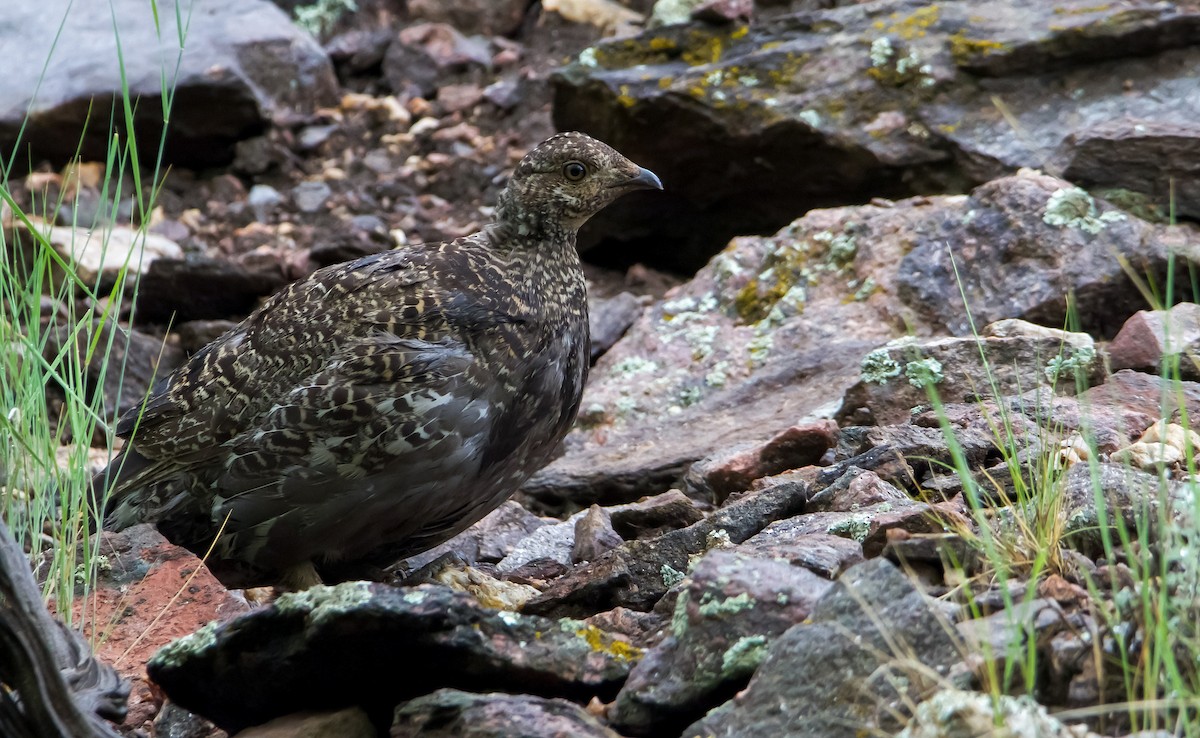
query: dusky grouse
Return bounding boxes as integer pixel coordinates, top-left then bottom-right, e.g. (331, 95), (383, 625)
(98, 132), (662, 588)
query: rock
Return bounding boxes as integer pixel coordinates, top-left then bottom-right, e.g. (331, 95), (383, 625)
(1059, 462), (1171, 558)
(45, 320), (185, 420)
(1063, 119), (1200, 223)
(152, 702), (226, 738)
(391, 689), (622, 738)
(1108, 303), (1200, 379)
(685, 419), (839, 502)
(1, 0), (337, 166)
(841, 322), (1101, 426)
(553, 0), (1200, 272)
(135, 257), (289, 323)
(690, 0), (753, 25)
(524, 472), (812, 617)
(610, 548), (833, 735)
(750, 497), (966, 560)
(525, 170), (1192, 511)
(238, 708), (374, 738)
(807, 468), (910, 513)
(382, 23), (492, 100)
(14, 219), (183, 293)
(60, 525), (251, 732)
(608, 490), (706, 540)
(399, 501), (549, 570)
(174, 320), (238, 354)
(247, 184), (284, 222)
(892, 174), (1189, 336)
(572, 505), (624, 563)
(543, 0), (645, 35)
(148, 583), (638, 732)
(292, 180), (333, 213)
(683, 559), (960, 738)
(588, 291), (643, 360)
(407, 0), (531, 37)
(436, 83), (485, 114)
(739, 530), (864, 580)
(896, 689), (1096, 738)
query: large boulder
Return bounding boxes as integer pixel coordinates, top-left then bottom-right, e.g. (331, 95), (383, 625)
(523, 170), (1200, 511)
(555, 0), (1200, 271)
(0, 0), (338, 167)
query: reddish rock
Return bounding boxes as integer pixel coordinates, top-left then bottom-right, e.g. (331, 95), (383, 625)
(687, 420), (839, 502)
(61, 525), (250, 732)
(1107, 303), (1200, 378)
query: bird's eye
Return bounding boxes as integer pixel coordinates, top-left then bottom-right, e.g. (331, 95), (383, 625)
(562, 161), (587, 181)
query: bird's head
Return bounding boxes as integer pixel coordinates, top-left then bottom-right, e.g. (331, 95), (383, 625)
(496, 131), (663, 237)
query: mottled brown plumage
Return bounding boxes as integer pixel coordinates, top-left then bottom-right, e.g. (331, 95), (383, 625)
(98, 132), (661, 588)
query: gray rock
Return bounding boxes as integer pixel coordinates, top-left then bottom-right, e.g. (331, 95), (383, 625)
(611, 548), (833, 736)
(148, 583), (638, 733)
(382, 23), (492, 99)
(525, 170), (1193, 512)
(398, 501), (550, 571)
(588, 291), (642, 361)
(896, 689), (1096, 738)
(45, 320), (185, 420)
(248, 184), (284, 222)
(1, 0), (337, 166)
(1059, 462), (1172, 558)
(135, 256), (288, 323)
(292, 181), (333, 213)
(525, 472), (813, 617)
(739, 530), (864, 580)
(683, 559), (960, 738)
(841, 321), (1101, 426)
(553, 0), (1200, 271)
(392, 689), (622, 738)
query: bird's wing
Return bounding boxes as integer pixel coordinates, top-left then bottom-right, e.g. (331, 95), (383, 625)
(101, 248), (440, 500)
(205, 329), (499, 567)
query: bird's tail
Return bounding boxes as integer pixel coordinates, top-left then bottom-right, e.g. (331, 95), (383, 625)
(91, 448), (156, 531)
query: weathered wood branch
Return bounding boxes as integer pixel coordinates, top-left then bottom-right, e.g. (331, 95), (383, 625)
(0, 520), (128, 737)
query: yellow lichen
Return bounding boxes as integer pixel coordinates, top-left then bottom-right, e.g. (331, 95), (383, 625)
(575, 625), (643, 662)
(882, 5), (941, 40)
(948, 33), (1009, 65)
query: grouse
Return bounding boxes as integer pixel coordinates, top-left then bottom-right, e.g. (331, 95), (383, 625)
(98, 132), (662, 589)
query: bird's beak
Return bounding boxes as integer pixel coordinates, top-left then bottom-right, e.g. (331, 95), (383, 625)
(623, 166), (663, 192)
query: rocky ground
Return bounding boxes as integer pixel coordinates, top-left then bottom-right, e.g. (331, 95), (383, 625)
(7, 0), (1200, 736)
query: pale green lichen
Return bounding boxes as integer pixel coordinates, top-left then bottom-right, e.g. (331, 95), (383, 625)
(150, 620), (221, 669)
(294, 0), (357, 37)
(798, 109), (822, 128)
(828, 513), (872, 541)
(697, 592), (755, 617)
(870, 36), (895, 67)
(403, 589), (428, 604)
(1044, 345), (1096, 383)
(747, 331), (774, 366)
(275, 581), (374, 626)
(1043, 187), (1126, 234)
(861, 348), (903, 384)
(905, 357), (944, 388)
(661, 563), (686, 587)
(678, 386), (704, 406)
(705, 360), (730, 388)
(578, 47), (599, 68)
(852, 276), (877, 301)
(721, 635), (769, 674)
(612, 356), (660, 376)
